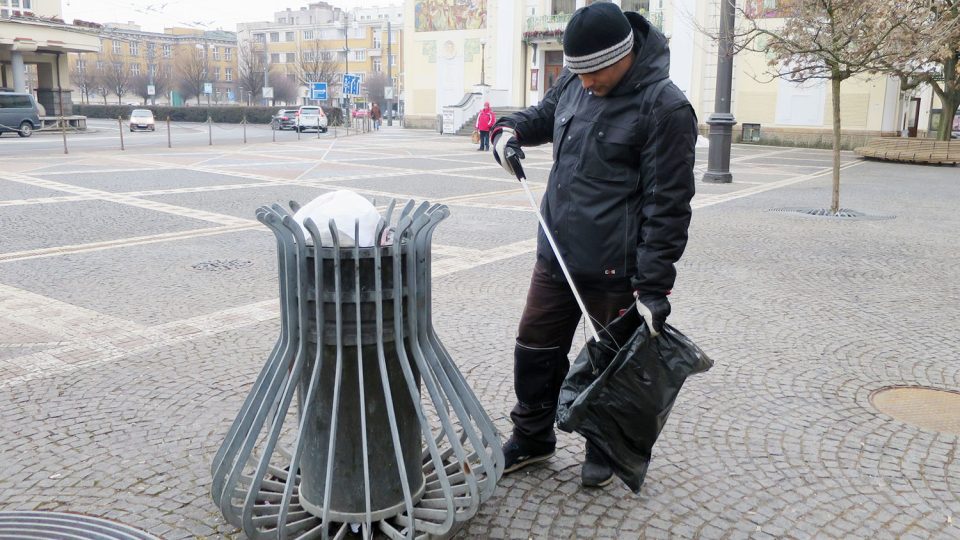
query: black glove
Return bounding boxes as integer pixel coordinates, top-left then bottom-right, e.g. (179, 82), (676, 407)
(492, 127), (525, 178)
(634, 293), (671, 336)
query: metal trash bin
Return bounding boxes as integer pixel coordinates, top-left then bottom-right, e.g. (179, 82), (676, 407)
(211, 199), (503, 540)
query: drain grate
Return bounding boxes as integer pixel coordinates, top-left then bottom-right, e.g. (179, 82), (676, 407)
(191, 259), (253, 272)
(770, 207), (895, 220)
(0, 511), (160, 539)
(871, 387), (960, 435)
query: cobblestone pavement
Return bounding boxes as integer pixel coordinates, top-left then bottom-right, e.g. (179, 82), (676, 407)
(1, 126), (958, 539)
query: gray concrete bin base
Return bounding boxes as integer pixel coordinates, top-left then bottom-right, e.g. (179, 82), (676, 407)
(210, 199), (504, 539)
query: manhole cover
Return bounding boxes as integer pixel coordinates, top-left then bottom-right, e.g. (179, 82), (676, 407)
(0, 511), (160, 539)
(191, 259), (253, 272)
(770, 207), (895, 220)
(871, 387), (960, 435)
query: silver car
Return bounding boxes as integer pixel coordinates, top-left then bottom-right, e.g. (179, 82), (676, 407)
(296, 106), (328, 133)
(129, 109), (156, 132)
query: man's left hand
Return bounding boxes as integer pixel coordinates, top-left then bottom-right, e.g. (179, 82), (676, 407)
(634, 293), (671, 337)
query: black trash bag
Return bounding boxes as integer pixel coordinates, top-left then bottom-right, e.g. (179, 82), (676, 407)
(556, 307), (713, 493)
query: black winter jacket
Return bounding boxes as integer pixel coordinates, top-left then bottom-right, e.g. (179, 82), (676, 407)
(494, 13), (696, 295)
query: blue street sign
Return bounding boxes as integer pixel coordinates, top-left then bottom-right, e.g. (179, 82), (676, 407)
(343, 73), (361, 97)
(310, 81), (328, 101)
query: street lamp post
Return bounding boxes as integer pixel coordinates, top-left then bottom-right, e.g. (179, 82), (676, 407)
(703, 0), (737, 184)
(386, 18), (393, 127)
(342, 13), (352, 127)
(480, 38), (486, 86)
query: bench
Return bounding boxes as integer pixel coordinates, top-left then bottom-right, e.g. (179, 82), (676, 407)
(39, 116), (88, 131)
(854, 137), (959, 165)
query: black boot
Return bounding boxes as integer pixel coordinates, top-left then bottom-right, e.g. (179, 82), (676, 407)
(506, 342), (569, 473)
(581, 440), (614, 488)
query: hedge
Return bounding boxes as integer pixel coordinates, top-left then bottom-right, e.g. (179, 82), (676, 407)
(72, 104), (345, 126)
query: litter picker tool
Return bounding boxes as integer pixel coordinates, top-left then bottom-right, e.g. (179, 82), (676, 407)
(505, 148), (600, 343)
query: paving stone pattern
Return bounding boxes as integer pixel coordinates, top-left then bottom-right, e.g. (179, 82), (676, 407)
(1, 128), (958, 539)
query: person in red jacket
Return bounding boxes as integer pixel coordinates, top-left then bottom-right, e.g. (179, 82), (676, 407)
(475, 102), (496, 151)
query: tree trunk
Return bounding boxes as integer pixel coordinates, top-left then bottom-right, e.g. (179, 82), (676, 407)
(831, 75), (842, 214)
(937, 57), (957, 141)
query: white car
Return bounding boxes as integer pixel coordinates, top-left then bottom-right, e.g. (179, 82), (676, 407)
(296, 106), (328, 133)
(129, 109), (155, 132)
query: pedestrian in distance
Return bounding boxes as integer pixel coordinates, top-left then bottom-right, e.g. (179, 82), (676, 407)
(371, 103), (382, 131)
(490, 2), (697, 488)
(476, 102), (496, 151)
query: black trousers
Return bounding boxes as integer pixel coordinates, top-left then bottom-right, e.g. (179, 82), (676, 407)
(511, 263), (634, 445)
(479, 130), (490, 150)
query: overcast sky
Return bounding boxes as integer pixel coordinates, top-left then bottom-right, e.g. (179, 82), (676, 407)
(62, 0), (376, 32)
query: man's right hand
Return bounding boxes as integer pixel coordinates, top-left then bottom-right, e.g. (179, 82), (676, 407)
(492, 127), (524, 178)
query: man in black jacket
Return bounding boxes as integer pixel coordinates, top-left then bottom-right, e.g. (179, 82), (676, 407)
(491, 2), (697, 487)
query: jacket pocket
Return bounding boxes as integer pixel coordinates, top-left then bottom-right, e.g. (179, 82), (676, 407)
(580, 122), (640, 182)
(553, 108), (575, 162)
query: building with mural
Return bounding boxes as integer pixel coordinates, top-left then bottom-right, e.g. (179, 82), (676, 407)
(236, 2), (403, 111)
(403, 0), (946, 144)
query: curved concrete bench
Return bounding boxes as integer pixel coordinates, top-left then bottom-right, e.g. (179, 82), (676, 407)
(854, 137), (959, 165)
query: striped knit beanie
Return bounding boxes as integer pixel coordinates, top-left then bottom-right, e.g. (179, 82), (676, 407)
(562, 2), (634, 74)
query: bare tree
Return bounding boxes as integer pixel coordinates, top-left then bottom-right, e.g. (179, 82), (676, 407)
(175, 46), (208, 105)
(238, 43), (268, 105)
(269, 71), (299, 105)
(70, 53), (95, 104)
(733, 0), (919, 213)
(293, 41), (342, 101)
(365, 72), (389, 109)
(99, 50), (132, 104)
(879, 1), (960, 140)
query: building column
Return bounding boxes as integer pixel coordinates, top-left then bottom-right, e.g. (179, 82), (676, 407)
(11, 51), (26, 92)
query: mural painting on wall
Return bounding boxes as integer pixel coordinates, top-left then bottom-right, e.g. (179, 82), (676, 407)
(415, 0), (487, 32)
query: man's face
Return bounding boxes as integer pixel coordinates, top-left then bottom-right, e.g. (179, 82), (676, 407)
(577, 52), (635, 97)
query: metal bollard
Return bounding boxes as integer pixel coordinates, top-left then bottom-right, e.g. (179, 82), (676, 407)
(208, 116), (212, 146)
(166, 116), (171, 148)
(211, 199), (504, 539)
(243, 115), (247, 144)
(118, 116), (125, 151)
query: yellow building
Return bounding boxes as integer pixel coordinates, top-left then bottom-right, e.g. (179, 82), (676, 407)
(69, 23), (238, 106)
(237, 3), (403, 110)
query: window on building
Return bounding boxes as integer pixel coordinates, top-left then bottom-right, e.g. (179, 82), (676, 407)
(213, 47), (221, 60)
(77, 59), (86, 71)
(286, 52), (296, 63)
(0, 10), (8, 18)
(352, 50), (366, 61)
(270, 53), (280, 63)
(213, 67), (220, 81)
(303, 30), (313, 40)
(131, 63), (140, 76)
(372, 58), (381, 72)
(225, 67), (233, 82)
(551, 0), (575, 14)
(390, 54), (397, 67)
(270, 32), (280, 42)
(96, 60), (104, 70)
(285, 31), (294, 41)
(162, 44), (171, 58)
(224, 47), (232, 60)
(303, 51), (316, 61)
(621, 0), (649, 13)
(112, 41), (121, 54)
(373, 36), (381, 49)
(12, 0), (19, 7)
(146, 42), (155, 56)
(129, 41), (139, 56)
(254, 33), (265, 43)
(23, 0), (31, 8)
(323, 51), (336, 61)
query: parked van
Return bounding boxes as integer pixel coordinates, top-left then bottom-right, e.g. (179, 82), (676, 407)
(0, 92), (41, 138)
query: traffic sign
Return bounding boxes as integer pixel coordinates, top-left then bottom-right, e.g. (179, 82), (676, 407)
(147, 84), (156, 96)
(310, 81), (328, 100)
(262, 86), (274, 99)
(343, 73), (361, 97)
(385, 86), (394, 100)
(203, 82), (213, 95)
